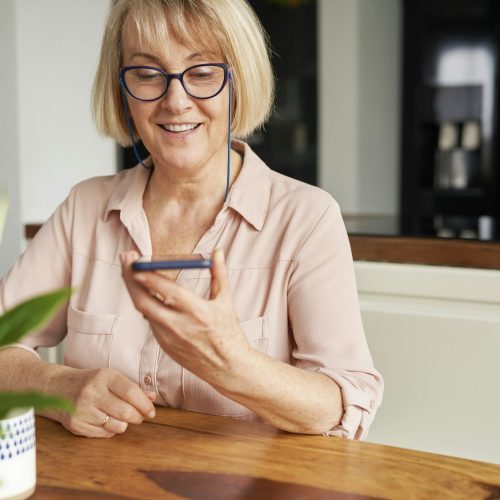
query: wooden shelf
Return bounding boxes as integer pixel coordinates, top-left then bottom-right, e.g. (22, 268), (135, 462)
(349, 234), (500, 270)
(26, 223), (500, 270)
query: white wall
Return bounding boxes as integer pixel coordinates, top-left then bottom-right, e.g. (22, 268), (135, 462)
(358, 1), (401, 214)
(16, 0), (116, 225)
(318, 0), (401, 216)
(357, 261), (500, 464)
(0, 0), (116, 275)
(0, 0), (22, 276)
(318, 0), (360, 211)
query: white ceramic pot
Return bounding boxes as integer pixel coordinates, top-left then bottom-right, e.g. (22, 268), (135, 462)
(0, 408), (36, 500)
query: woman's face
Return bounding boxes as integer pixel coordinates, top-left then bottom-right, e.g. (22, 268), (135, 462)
(121, 18), (230, 176)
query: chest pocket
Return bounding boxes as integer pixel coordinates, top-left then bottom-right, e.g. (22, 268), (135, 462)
(182, 316), (268, 417)
(64, 306), (120, 369)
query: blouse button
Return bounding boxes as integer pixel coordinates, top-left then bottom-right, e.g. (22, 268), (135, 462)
(143, 375), (153, 385)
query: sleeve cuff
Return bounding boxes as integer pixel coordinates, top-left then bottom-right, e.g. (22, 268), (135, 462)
(0, 342), (41, 360)
(314, 367), (382, 440)
(322, 404), (375, 440)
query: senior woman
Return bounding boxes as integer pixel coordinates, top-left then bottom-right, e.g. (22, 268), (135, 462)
(0, 0), (382, 439)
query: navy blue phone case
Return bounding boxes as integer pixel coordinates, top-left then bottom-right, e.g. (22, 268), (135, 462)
(132, 259), (212, 271)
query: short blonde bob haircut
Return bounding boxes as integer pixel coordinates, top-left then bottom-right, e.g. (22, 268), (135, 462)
(92, 0), (275, 146)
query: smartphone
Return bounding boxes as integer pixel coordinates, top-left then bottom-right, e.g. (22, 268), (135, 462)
(132, 257), (212, 271)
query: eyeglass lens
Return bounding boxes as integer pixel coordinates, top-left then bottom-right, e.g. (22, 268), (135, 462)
(123, 65), (226, 100)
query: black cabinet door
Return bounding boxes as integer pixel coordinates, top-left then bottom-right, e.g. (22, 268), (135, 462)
(401, 0), (500, 239)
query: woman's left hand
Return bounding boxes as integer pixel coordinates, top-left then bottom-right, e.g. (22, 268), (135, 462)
(121, 249), (253, 388)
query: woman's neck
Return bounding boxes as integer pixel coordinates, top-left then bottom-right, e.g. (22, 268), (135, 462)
(144, 148), (242, 213)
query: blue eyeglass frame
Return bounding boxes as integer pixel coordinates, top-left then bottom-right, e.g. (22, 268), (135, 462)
(119, 62), (230, 101)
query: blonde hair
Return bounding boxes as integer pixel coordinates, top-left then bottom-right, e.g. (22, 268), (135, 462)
(92, 0), (275, 145)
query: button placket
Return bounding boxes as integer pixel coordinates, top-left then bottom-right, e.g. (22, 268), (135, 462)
(139, 327), (158, 393)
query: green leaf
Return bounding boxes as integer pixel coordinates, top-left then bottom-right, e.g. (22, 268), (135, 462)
(0, 288), (72, 347)
(0, 392), (74, 421)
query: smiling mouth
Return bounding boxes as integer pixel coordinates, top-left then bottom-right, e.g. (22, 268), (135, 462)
(159, 123), (201, 133)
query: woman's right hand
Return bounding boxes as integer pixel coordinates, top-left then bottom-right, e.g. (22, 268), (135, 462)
(46, 366), (156, 438)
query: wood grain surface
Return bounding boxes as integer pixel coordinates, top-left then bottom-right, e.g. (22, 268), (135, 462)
(33, 408), (500, 499)
(349, 235), (500, 270)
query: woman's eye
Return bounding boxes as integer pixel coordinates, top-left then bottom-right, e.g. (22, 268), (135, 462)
(128, 69), (163, 82)
(137, 71), (162, 80)
(191, 71), (212, 79)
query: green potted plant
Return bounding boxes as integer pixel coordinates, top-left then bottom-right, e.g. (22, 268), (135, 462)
(0, 289), (74, 499)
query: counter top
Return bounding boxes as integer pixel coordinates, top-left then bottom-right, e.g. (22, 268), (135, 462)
(350, 234), (500, 269)
(344, 214), (500, 269)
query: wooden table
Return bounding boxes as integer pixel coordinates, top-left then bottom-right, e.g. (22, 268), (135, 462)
(32, 408), (500, 499)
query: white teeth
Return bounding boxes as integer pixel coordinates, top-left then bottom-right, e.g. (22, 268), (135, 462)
(162, 123), (198, 132)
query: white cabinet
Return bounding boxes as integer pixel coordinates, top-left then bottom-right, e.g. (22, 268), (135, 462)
(356, 261), (500, 464)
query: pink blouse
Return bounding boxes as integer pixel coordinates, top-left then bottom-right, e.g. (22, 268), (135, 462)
(0, 141), (383, 439)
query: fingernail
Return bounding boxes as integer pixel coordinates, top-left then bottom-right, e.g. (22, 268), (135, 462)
(214, 248), (224, 262)
(148, 410), (156, 419)
(135, 274), (146, 282)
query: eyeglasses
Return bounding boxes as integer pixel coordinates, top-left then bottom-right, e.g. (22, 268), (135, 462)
(119, 63), (229, 101)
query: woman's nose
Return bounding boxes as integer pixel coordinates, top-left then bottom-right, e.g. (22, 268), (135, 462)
(160, 78), (191, 113)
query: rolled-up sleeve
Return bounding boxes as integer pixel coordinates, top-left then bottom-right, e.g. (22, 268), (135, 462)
(287, 197), (383, 440)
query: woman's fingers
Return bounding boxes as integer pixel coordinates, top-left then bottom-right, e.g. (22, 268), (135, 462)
(87, 410), (128, 435)
(122, 251), (188, 311)
(102, 416), (128, 434)
(210, 248), (230, 301)
(140, 274), (198, 312)
(65, 418), (117, 439)
(63, 407), (117, 439)
(122, 248), (231, 312)
(66, 400), (132, 438)
(59, 367), (156, 438)
(121, 250), (170, 318)
(121, 250), (139, 270)
(105, 371), (156, 420)
(145, 391), (157, 402)
(120, 251), (141, 298)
